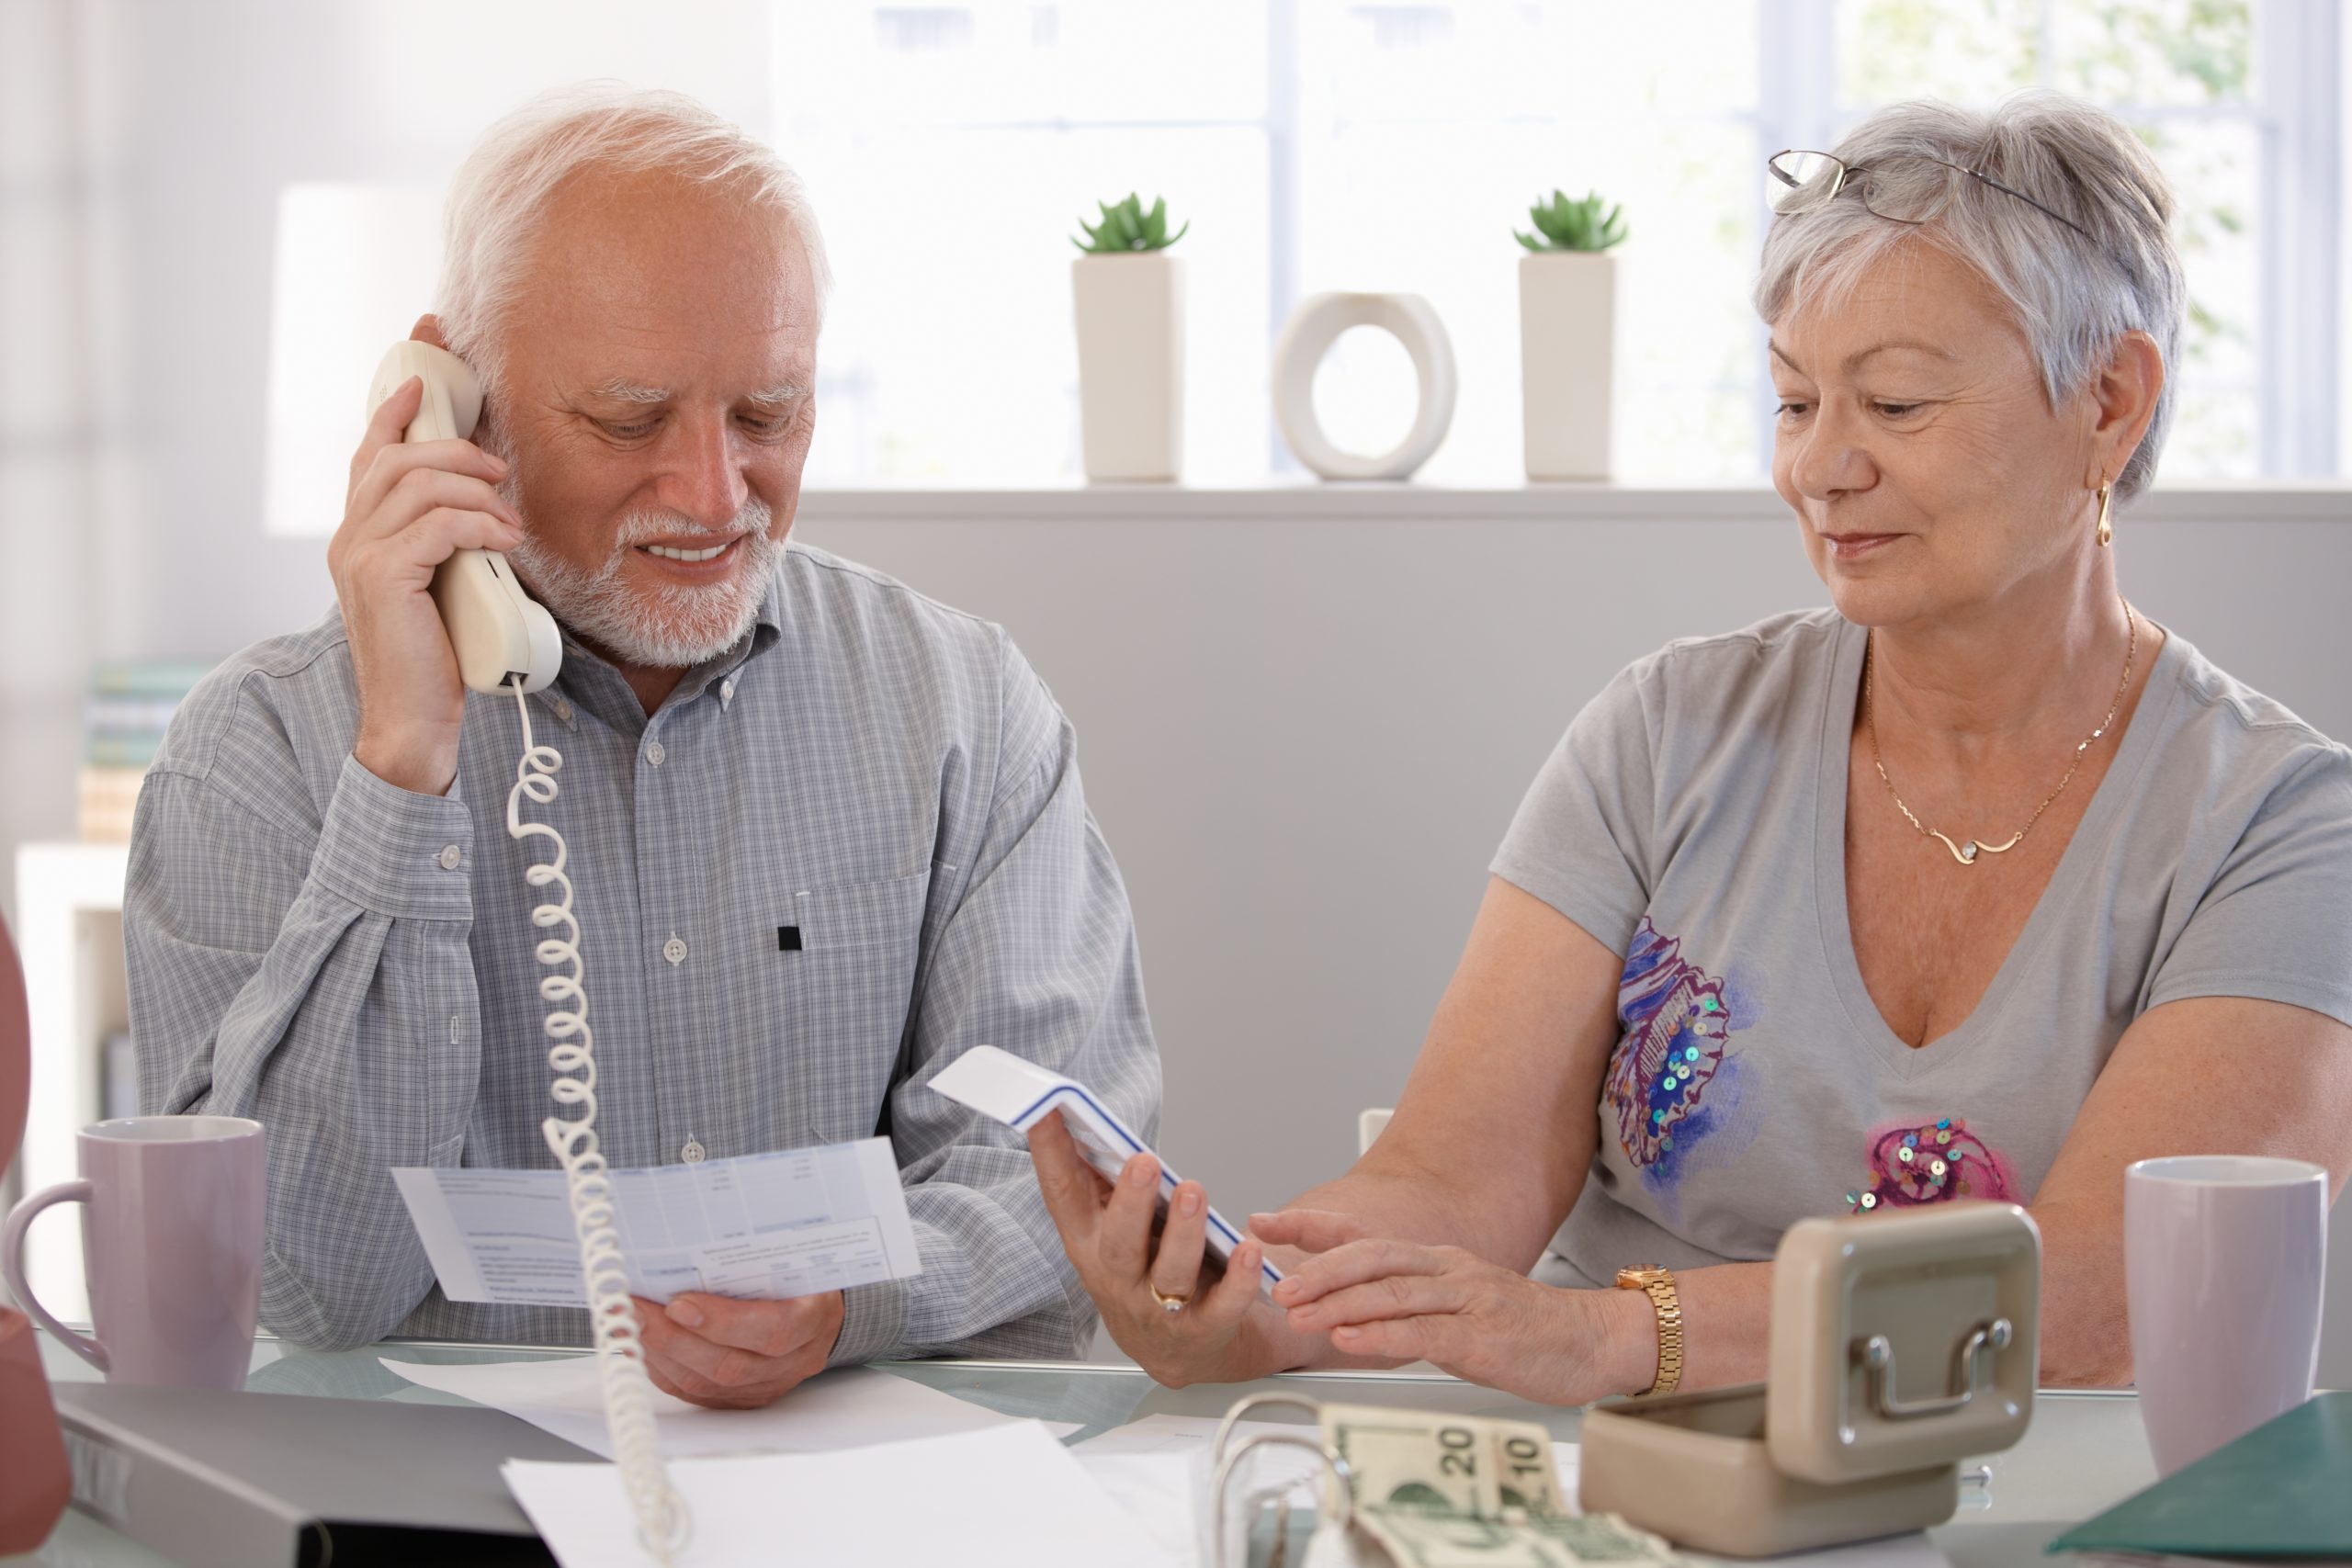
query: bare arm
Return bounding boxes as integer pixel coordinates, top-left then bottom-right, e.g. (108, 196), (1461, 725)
(1030, 874), (1628, 1384)
(1283, 991), (2352, 1400)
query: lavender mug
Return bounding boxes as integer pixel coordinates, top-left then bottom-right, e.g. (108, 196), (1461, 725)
(3, 1116), (264, 1390)
(2124, 1154), (2328, 1476)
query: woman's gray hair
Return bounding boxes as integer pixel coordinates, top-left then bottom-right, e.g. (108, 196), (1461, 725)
(436, 83), (831, 399)
(1755, 91), (2183, 502)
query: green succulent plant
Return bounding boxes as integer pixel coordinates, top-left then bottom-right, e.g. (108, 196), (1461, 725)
(1514, 189), (1628, 253)
(1073, 192), (1190, 254)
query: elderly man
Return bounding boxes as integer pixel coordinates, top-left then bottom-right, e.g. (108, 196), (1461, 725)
(125, 86), (1158, 1405)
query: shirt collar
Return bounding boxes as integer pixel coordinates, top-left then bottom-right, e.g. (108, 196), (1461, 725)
(544, 570), (786, 736)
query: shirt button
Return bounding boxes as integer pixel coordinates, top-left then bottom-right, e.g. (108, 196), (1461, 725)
(681, 1136), (706, 1165)
(645, 740), (666, 766)
(553, 697), (573, 723)
(436, 844), (462, 870)
(662, 935), (687, 965)
(719, 679), (736, 705)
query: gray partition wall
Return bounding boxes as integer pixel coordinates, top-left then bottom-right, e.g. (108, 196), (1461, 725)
(797, 484), (2352, 1382)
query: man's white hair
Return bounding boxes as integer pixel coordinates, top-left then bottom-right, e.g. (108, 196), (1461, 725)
(435, 83), (831, 397)
(1755, 91), (2184, 503)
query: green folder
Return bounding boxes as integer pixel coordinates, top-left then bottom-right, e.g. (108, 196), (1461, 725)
(2049, 1392), (2352, 1558)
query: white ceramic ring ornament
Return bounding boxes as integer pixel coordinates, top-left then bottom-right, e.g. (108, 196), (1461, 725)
(1272, 291), (1457, 480)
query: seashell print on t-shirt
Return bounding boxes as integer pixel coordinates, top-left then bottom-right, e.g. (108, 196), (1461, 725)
(1845, 1116), (2018, 1213)
(1607, 919), (1753, 1179)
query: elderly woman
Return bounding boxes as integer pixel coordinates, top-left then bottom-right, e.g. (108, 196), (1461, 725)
(1029, 91), (2352, 1403)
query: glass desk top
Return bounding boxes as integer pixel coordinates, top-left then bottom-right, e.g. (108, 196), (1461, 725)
(15, 1330), (2158, 1568)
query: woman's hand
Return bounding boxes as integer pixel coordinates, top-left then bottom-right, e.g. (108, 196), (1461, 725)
(1027, 1110), (1276, 1387)
(1257, 1213), (1646, 1405)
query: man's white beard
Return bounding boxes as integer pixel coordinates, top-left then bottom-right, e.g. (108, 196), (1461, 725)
(498, 465), (781, 670)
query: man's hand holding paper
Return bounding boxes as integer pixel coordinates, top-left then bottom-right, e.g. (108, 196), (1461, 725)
(633, 1290), (845, 1410)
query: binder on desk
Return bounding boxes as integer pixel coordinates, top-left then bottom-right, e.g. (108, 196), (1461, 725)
(54, 1380), (592, 1567)
(2049, 1392), (2352, 1559)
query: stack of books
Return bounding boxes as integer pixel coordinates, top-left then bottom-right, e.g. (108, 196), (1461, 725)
(80, 660), (212, 842)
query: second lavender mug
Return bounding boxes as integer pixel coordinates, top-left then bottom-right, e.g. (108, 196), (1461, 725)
(3, 1115), (264, 1390)
(2124, 1154), (2328, 1476)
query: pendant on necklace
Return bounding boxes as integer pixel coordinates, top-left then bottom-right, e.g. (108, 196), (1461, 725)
(1929, 829), (2020, 866)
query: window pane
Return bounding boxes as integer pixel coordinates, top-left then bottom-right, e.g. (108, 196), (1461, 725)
(2145, 116), (2257, 477)
(1838, 0), (2043, 106)
(1833, 0), (2258, 480)
(2052, 0), (2252, 107)
(775, 3), (1271, 482)
(1295, 3), (1759, 482)
(796, 126), (1268, 484)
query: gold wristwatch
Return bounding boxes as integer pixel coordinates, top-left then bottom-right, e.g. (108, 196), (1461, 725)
(1613, 1266), (1684, 1398)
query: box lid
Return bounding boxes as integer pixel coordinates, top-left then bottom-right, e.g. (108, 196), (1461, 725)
(1763, 1202), (2040, 1484)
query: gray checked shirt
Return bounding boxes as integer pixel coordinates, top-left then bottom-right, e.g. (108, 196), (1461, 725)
(126, 541), (1159, 1355)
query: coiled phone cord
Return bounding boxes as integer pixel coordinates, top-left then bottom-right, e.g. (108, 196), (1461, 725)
(507, 679), (692, 1564)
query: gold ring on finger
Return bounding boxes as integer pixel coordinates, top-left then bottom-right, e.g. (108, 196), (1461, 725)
(1150, 1286), (1190, 1314)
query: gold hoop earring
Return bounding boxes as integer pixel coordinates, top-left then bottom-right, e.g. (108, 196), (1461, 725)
(2096, 484), (2114, 548)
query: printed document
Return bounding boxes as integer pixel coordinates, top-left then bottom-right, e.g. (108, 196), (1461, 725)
(391, 1136), (919, 1306)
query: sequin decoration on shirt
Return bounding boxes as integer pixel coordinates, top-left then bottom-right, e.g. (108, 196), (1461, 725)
(1845, 1116), (2018, 1212)
(1607, 919), (1745, 1172)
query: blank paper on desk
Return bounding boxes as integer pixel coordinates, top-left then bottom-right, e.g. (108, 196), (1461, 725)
(505, 1420), (1182, 1568)
(385, 1356), (1076, 1460)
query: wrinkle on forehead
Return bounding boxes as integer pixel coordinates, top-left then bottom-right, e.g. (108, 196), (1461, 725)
(1772, 241), (2036, 385)
(500, 165), (817, 387)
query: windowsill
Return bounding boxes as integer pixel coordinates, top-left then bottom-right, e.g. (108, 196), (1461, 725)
(794, 479), (2352, 525)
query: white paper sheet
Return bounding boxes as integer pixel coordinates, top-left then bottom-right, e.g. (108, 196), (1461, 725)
(1074, 1451), (1204, 1565)
(505, 1421), (1182, 1568)
(384, 1355), (1076, 1459)
(390, 1136), (919, 1305)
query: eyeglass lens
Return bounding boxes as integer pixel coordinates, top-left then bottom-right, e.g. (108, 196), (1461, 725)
(1767, 152), (1960, 225)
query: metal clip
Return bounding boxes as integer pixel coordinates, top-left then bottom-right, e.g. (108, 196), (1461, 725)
(1211, 1394), (1347, 1568)
(1852, 1316), (2013, 1422)
(1211, 1433), (1353, 1568)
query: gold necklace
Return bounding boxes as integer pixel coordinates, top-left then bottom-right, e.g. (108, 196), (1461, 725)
(1865, 598), (2137, 867)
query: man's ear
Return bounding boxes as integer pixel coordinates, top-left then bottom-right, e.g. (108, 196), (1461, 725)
(411, 313), (449, 351)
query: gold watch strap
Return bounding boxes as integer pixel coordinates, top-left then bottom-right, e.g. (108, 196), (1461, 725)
(1613, 1266), (1684, 1398)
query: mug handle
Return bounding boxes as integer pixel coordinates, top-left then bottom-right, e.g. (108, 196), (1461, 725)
(2, 1181), (109, 1373)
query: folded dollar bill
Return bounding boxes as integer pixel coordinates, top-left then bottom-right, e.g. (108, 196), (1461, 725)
(1309, 1404), (1682, 1567)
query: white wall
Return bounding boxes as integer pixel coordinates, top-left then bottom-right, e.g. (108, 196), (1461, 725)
(795, 489), (2352, 1383)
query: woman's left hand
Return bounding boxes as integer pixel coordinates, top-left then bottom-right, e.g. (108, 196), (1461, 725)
(1256, 1212), (1641, 1405)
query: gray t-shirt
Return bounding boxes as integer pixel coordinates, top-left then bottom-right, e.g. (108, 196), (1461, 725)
(1493, 608), (2352, 1286)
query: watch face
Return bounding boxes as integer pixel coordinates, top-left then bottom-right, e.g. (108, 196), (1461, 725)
(1616, 1267), (1668, 1288)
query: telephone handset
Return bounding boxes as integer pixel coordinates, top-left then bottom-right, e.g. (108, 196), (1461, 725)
(364, 342), (561, 695)
(362, 342), (686, 1561)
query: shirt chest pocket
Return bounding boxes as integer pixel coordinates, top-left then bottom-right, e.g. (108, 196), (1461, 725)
(771, 867), (933, 1144)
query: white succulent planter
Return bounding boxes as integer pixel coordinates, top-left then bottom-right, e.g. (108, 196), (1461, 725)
(1073, 253), (1185, 482)
(1519, 251), (1617, 481)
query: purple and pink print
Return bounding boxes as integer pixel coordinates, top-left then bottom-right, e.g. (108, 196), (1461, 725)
(1607, 919), (1746, 1174)
(1846, 1116), (2018, 1213)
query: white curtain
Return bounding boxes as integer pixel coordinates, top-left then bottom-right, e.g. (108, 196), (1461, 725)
(0, 0), (133, 926)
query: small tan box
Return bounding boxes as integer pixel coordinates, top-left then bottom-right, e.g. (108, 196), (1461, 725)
(1580, 1203), (2040, 1557)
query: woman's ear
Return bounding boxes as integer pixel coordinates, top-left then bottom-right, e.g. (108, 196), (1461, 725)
(2089, 330), (2165, 485)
